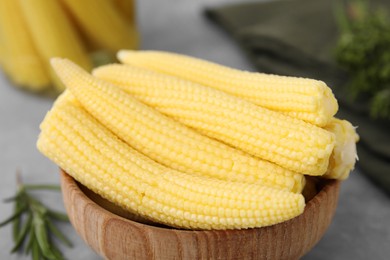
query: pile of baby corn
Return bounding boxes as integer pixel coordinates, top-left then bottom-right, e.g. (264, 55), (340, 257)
(0, 0), (138, 92)
(37, 51), (359, 230)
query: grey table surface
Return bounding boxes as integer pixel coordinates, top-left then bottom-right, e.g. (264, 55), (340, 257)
(1, 0), (389, 259)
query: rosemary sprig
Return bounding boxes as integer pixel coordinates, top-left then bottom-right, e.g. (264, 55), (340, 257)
(0, 172), (72, 260)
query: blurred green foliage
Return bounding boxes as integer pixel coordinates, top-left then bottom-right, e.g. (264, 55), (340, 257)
(334, 0), (390, 119)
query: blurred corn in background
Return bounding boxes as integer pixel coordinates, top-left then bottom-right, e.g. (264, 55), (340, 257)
(0, 0), (139, 93)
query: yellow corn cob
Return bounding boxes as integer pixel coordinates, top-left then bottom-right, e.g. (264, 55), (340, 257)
(111, 0), (136, 24)
(93, 64), (335, 176)
(0, 0), (49, 90)
(118, 50), (338, 127)
(37, 91), (305, 230)
(0, 26), (5, 69)
(51, 58), (305, 193)
(323, 118), (359, 180)
(0, 47), (4, 72)
(0, 31), (7, 72)
(61, 0), (139, 52)
(18, 0), (92, 92)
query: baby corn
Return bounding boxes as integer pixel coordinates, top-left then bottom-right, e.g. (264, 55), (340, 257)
(323, 118), (359, 180)
(51, 58), (305, 193)
(19, 0), (92, 91)
(94, 64), (335, 176)
(118, 50), (338, 127)
(61, 0), (138, 52)
(111, 0), (136, 25)
(0, 0), (49, 90)
(37, 91), (305, 230)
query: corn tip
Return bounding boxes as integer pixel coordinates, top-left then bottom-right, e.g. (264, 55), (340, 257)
(117, 50), (133, 62)
(92, 63), (118, 76)
(91, 66), (103, 76)
(50, 57), (66, 70)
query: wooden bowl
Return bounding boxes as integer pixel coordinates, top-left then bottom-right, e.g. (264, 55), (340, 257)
(60, 170), (340, 260)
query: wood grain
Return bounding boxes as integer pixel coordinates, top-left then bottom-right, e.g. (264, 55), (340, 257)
(60, 170), (340, 260)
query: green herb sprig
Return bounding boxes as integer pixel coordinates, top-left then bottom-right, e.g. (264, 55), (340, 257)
(0, 173), (72, 260)
(334, 0), (390, 119)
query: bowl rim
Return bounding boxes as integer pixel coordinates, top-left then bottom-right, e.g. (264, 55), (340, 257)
(60, 169), (341, 234)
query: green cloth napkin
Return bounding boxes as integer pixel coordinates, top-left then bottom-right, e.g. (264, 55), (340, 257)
(205, 0), (390, 193)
